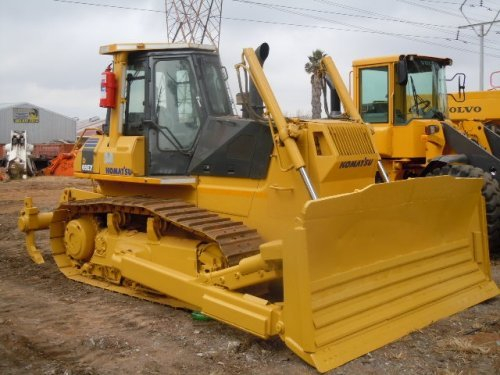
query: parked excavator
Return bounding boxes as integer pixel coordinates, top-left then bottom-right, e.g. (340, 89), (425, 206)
(43, 128), (103, 176)
(18, 42), (498, 372)
(328, 54), (500, 252)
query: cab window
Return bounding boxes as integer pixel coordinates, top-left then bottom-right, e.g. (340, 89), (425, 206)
(394, 59), (447, 124)
(154, 59), (201, 151)
(359, 66), (389, 123)
(123, 61), (146, 135)
(201, 57), (233, 115)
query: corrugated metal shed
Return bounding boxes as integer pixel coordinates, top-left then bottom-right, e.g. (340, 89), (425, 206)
(0, 102), (76, 144)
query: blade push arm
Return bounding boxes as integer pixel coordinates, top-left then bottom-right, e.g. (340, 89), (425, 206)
(241, 47), (318, 199)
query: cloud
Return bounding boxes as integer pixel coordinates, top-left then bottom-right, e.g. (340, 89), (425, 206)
(0, 0), (498, 119)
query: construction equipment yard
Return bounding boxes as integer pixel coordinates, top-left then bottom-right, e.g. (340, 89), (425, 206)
(2, 1), (500, 373)
(0, 176), (498, 374)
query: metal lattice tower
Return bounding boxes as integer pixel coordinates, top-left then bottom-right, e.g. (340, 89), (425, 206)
(165, 0), (223, 48)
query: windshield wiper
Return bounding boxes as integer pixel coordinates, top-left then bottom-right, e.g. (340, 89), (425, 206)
(410, 77), (420, 116)
(409, 76), (431, 116)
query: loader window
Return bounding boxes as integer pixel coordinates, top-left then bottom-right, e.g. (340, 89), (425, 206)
(360, 67), (389, 123)
(394, 59), (448, 124)
(154, 59), (201, 151)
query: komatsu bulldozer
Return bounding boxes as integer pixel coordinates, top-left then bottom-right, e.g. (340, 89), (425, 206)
(18, 42), (498, 372)
(343, 54), (500, 252)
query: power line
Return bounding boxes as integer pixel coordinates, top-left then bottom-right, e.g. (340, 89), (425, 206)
(233, 0), (500, 51)
(53, 0), (164, 13)
(247, 0), (446, 39)
(222, 16), (455, 39)
(413, 0), (465, 4)
(55, 0), (448, 40)
(233, 0), (457, 29)
(396, 0), (485, 21)
(414, 0), (500, 9)
(458, 0), (500, 89)
(233, 0), (500, 57)
(311, 0), (499, 48)
(52, 0), (500, 58)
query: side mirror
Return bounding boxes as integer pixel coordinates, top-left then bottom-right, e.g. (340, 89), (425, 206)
(447, 73), (466, 102)
(221, 66), (229, 81)
(490, 71), (500, 89)
(397, 58), (408, 86)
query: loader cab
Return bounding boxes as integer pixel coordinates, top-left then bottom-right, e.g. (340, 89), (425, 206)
(353, 55), (451, 159)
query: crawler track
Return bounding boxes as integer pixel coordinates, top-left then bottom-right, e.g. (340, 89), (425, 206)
(60, 196), (263, 265)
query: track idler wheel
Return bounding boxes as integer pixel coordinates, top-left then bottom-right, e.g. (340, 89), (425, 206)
(64, 216), (98, 261)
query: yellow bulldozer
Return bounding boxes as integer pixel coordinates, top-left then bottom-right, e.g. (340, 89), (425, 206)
(18, 42), (498, 372)
(328, 54), (500, 252)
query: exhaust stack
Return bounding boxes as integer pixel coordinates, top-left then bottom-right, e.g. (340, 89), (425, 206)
(246, 43), (270, 117)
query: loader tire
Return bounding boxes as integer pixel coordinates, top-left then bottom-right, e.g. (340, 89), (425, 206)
(428, 164), (500, 256)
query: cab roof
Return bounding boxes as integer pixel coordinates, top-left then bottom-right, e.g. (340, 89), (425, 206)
(99, 43), (217, 55)
(352, 54), (452, 67)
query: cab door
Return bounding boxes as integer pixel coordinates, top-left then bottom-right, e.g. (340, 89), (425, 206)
(356, 64), (393, 157)
(148, 56), (205, 175)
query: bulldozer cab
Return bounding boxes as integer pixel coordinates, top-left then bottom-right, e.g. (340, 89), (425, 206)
(121, 46), (233, 175)
(79, 43), (274, 181)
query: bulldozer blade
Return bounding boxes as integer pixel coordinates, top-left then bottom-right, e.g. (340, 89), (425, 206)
(280, 176), (498, 372)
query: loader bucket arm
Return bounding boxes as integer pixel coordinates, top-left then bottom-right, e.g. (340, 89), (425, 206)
(321, 56), (362, 122)
(279, 176), (498, 372)
(441, 122), (500, 180)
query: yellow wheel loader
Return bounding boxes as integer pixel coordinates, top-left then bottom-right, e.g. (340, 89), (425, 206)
(448, 88), (500, 128)
(19, 42), (498, 372)
(336, 54), (500, 252)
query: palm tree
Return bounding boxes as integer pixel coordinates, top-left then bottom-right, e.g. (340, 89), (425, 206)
(305, 49), (326, 119)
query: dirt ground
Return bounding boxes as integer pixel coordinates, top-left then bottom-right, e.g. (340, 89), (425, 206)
(0, 176), (498, 375)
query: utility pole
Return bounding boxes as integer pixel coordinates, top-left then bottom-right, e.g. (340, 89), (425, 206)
(458, 1), (500, 90)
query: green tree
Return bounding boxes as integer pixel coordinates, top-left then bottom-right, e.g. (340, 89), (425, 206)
(305, 49), (326, 119)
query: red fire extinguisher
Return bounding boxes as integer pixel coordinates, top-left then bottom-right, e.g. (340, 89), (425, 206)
(99, 64), (116, 108)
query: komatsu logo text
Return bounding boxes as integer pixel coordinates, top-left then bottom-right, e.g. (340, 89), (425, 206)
(339, 158), (374, 169)
(105, 166), (133, 176)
